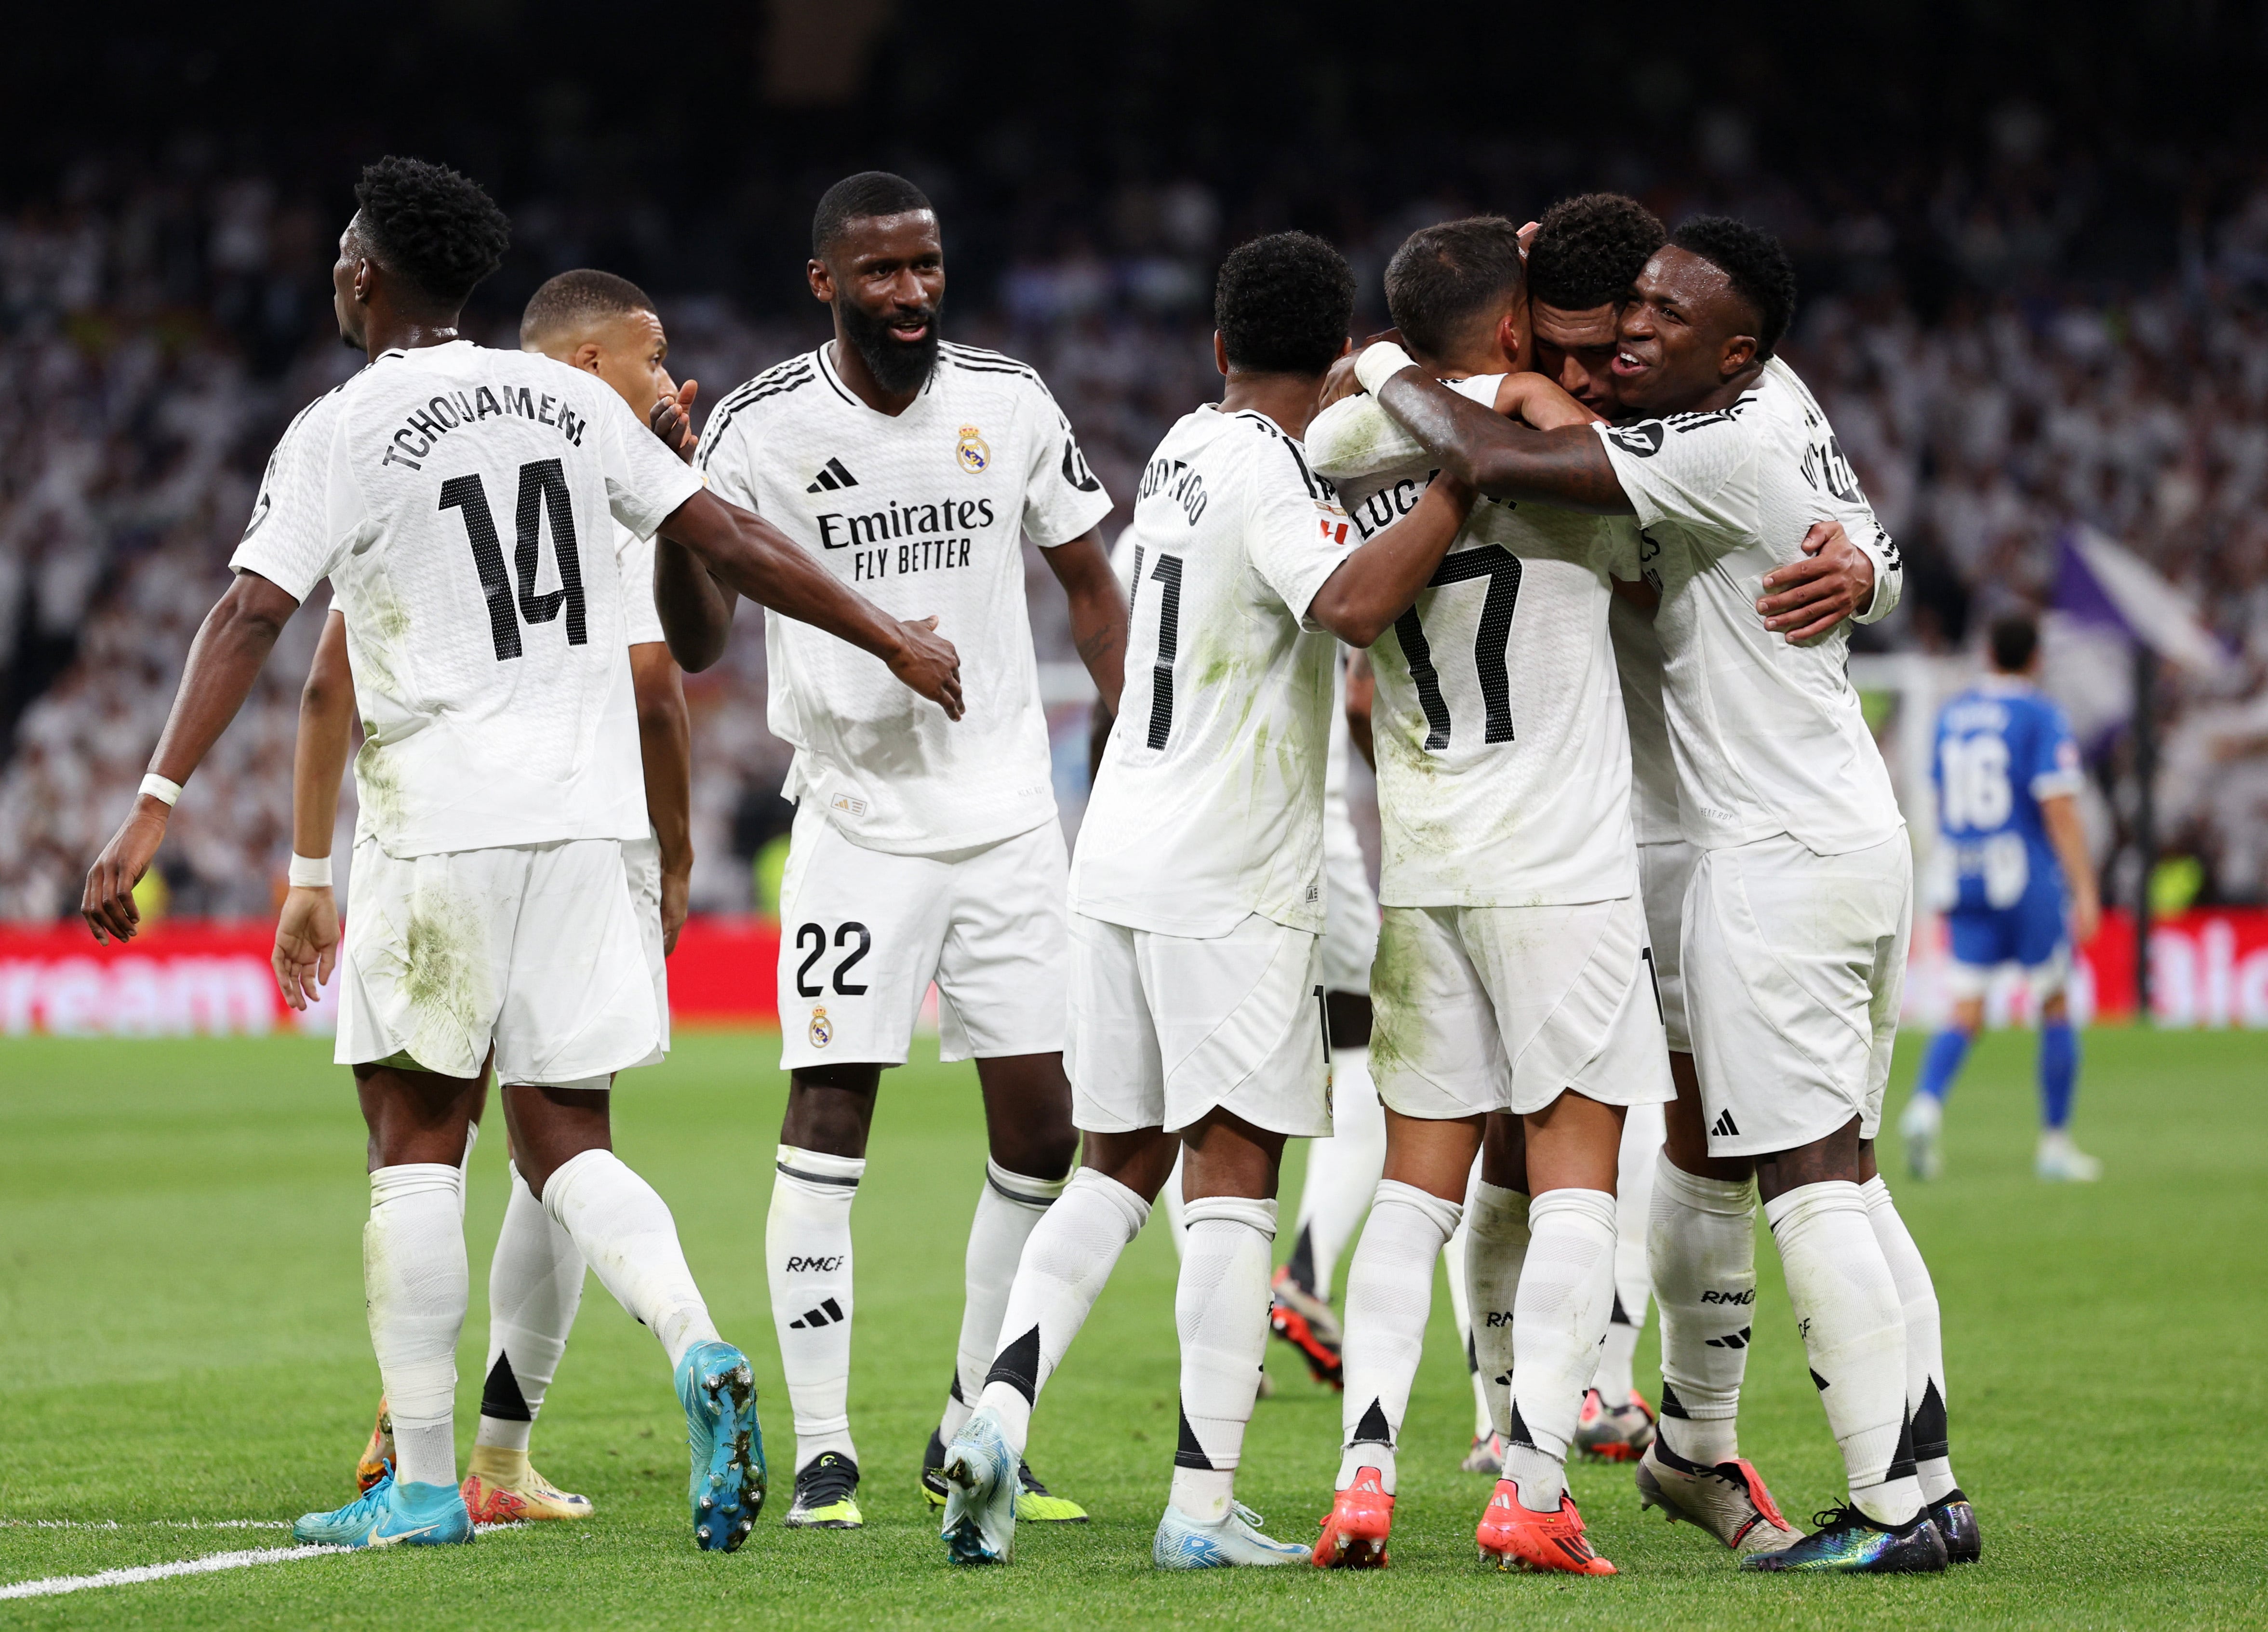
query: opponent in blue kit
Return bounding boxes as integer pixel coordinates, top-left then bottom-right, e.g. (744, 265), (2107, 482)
(1903, 613), (2103, 1182)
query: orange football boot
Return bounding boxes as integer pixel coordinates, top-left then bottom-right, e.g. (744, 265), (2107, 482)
(1475, 1480), (1615, 1575)
(1311, 1466), (1393, 1568)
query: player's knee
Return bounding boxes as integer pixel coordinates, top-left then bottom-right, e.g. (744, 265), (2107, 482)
(991, 1108), (1078, 1181)
(781, 1068), (881, 1157)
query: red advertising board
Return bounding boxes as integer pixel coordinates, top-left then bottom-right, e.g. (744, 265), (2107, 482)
(2, 910), (2264, 1036)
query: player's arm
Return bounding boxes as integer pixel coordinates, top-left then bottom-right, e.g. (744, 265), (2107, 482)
(655, 489), (963, 720)
(1755, 521), (1893, 644)
(2040, 792), (2102, 945)
(1345, 649), (1376, 772)
(1362, 348), (1633, 513)
(632, 642), (694, 954)
(1042, 528), (1129, 713)
(273, 611), (351, 1009)
(1306, 472), (1480, 647)
(654, 537), (738, 674)
(82, 570), (301, 944)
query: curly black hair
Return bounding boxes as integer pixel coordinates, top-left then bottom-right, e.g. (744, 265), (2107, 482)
(520, 268), (656, 346)
(352, 156), (509, 312)
(1667, 215), (1797, 360)
(812, 171), (934, 258)
(1214, 231), (1355, 376)
(1526, 193), (1666, 312)
(1382, 217), (1524, 359)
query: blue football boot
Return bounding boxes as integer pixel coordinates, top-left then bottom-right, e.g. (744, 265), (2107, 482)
(676, 1339), (764, 1552)
(1740, 1503), (1949, 1573)
(1152, 1501), (1310, 1568)
(293, 1470), (473, 1549)
(939, 1407), (1019, 1565)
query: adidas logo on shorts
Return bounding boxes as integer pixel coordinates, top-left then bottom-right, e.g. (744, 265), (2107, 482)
(1710, 1109), (1741, 1138)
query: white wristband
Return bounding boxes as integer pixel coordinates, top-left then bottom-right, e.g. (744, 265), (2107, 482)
(288, 853), (334, 889)
(1354, 341), (1418, 397)
(139, 773), (183, 807)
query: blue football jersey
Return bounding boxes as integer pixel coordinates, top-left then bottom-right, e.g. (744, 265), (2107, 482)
(1932, 677), (2084, 912)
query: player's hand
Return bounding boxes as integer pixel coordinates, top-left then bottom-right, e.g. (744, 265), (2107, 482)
(1518, 220), (1539, 259)
(1758, 521), (1872, 645)
(271, 885), (341, 1011)
(2070, 889), (2102, 948)
(81, 798), (170, 945)
(660, 865), (691, 956)
(1319, 351), (1366, 410)
(889, 616), (964, 721)
(650, 379), (700, 464)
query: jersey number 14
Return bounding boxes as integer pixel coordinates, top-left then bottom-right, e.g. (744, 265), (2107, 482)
(439, 458), (590, 661)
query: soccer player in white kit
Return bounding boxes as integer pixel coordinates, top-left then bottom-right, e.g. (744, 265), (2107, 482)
(1303, 217), (1674, 1578)
(1355, 216), (1964, 1574)
(80, 157), (962, 1555)
(933, 231), (1477, 1570)
(272, 269), (708, 1526)
(686, 174), (1127, 1530)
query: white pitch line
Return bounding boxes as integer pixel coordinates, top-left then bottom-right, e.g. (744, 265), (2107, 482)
(0, 1521), (525, 1600)
(0, 1519), (293, 1530)
(0, 1545), (347, 1600)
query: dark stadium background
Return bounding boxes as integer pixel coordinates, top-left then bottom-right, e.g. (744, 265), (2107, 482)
(3, 1), (2267, 980)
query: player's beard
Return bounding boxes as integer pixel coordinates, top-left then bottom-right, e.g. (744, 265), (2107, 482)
(840, 295), (941, 396)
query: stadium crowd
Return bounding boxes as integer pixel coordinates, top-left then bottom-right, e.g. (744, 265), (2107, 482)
(5, 146), (2268, 921)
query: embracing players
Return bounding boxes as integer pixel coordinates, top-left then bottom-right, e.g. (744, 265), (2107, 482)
(82, 156), (960, 1554)
(1349, 214), (1969, 1572)
(685, 173), (1126, 1530)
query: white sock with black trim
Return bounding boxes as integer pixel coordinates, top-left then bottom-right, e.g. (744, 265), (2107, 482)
(1464, 1179), (1531, 1439)
(938, 1159), (1071, 1445)
(476, 1160), (587, 1454)
(365, 1163), (468, 1489)
(1861, 1174), (1957, 1504)
(1504, 1187), (1619, 1512)
(1649, 1154), (1756, 1467)
(1336, 1180), (1463, 1495)
(1169, 1194), (1277, 1523)
(764, 1144), (864, 1473)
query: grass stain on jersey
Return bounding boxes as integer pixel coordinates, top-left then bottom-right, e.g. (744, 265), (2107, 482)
(396, 892), (491, 1069)
(1363, 908), (1425, 1081)
(355, 741), (407, 834)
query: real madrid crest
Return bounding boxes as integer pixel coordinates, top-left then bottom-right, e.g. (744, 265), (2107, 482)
(808, 1006), (833, 1049)
(956, 424), (990, 474)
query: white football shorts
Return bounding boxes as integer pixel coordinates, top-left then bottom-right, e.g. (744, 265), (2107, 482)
(1067, 910), (1333, 1139)
(1320, 813), (1379, 996)
(1682, 830), (1912, 1158)
(622, 833), (671, 1069)
(1369, 892), (1674, 1120)
(1638, 838), (1698, 1054)
(775, 801), (1069, 1071)
(337, 836), (659, 1085)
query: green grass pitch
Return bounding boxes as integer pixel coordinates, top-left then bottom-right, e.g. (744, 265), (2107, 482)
(1, 1026), (2262, 1628)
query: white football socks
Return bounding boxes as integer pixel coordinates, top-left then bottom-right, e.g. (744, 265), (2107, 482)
(477, 1160), (587, 1454)
(365, 1163), (468, 1489)
(764, 1145), (863, 1472)
(1764, 1180), (1921, 1526)
(1336, 1180), (1462, 1494)
(1169, 1194), (1277, 1523)
(542, 1148), (720, 1371)
(1503, 1186), (1618, 1511)
(1596, 1102), (1660, 1403)
(1862, 1174), (1957, 1504)
(1287, 1044), (1384, 1296)
(1649, 1154), (1757, 1467)
(1463, 1178), (1531, 1440)
(939, 1161), (1070, 1445)
(1440, 1214), (1493, 1438)
(974, 1167), (1151, 1458)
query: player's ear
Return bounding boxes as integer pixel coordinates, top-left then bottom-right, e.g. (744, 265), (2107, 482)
(1721, 333), (1758, 378)
(807, 257), (834, 304)
(1213, 331), (1230, 378)
(1336, 336), (1353, 361)
(571, 341), (605, 376)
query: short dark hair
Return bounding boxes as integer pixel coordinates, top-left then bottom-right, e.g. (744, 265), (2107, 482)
(1667, 215), (1797, 360)
(1989, 611), (2041, 673)
(1527, 193), (1666, 312)
(520, 269), (657, 346)
(812, 171), (933, 258)
(1213, 231), (1355, 376)
(1383, 217), (1525, 359)
(352, 156), (510, 311)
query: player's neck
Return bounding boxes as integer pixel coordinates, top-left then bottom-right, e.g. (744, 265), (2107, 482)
(362, 308), (465, 361)
(1219, 371), (1323, 440)
(1676, 362), (1766, 415)
(1408, 343), (1500, 381)
(827, 335), (924, 417)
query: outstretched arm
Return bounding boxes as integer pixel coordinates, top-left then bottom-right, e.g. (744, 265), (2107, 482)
(83, 571), (300, 944)
(1042, 528), (1129, 714)
(1306, 473), (1479, 647)
(273, 611), (351, 1008)
(1365, 349), (1632, 513)
(655, 488), (963, 719)
(2041, 793), (2103, 946)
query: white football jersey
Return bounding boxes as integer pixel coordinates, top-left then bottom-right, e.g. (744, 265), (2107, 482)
(230, 340), (702, 856)
(615, 523), (667, 647)
(1307, 377), (1641, 908)
(1607, 593), (1681, 844)
(696, 341), (1113, 856)
(1074, 406), (1354, 938)
(1595, 356), (1904, 856)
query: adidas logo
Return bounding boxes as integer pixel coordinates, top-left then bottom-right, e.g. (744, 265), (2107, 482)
(1705, 1325), (1752, 1350)
(806, 457), (859, 493)
(788, 1297), (846, 1330)
(1710, 1109), (1741, 1138)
